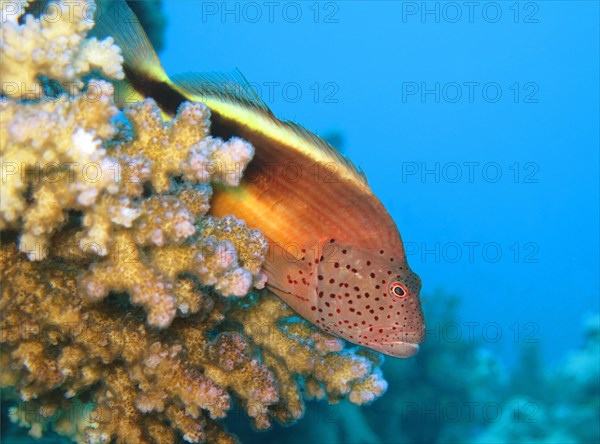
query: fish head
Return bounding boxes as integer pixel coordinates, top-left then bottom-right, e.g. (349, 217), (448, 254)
(314, 241), (425, 358)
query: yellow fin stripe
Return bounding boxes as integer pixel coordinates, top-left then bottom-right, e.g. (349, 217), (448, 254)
(171, 75), (369, 189)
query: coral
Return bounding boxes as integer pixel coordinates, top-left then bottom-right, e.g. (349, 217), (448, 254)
(0, 0), (122, 255)
(470, 314), (599, 444)
(0, 80), (122, 259)
(0, 247), (387, 443)
(0, 0), (124, 98)
(116, 98), (253, 193)
(0, 2), (389, 443)
(560, 314), (600, 390)
(2, 82), (262, 327)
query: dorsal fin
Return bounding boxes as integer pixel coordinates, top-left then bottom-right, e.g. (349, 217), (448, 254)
(283, 121), (368, 185)
(171, 71), (273, 116)
(92, 0), (168, 82)
(172, 73), (368, 187)
(92, 2), (368, 187)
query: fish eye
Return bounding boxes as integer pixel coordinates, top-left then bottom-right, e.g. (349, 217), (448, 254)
(390, 282), (408, 299)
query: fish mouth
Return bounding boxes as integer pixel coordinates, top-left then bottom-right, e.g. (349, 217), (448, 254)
(383, 341), (420, 355)
(367, 327), (426, 345)
(368, 340), (420, 358)
(359, 325), (424, 358)
(362, 325), (425, 358)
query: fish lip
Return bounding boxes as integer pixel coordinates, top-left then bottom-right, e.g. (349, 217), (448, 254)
(363, 326), (426, 345)
(358, 324), (422, 356)
(386, 332), (426, 344)
(380, 340), (419, 350)
(378, 341), (420, 358)
(400, 342), (420, 357)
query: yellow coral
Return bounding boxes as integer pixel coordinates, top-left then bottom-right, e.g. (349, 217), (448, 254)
(0, 81), (121, 258)
(0, 0), (123, 98)
(119, 99), (253, 193)
(2, 249), (388, 442)
(3, 73), (263, 325)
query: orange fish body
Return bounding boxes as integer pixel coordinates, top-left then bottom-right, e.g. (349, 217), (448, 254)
(94, 0), (425, 357)
(207, 114), (425, 357)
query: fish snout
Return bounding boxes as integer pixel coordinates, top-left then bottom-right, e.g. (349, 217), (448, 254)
(363, 337), (420, 358)
(407, 270), (422, 295)
(368, 325), (426, 345)
(358, 324), (425, 358)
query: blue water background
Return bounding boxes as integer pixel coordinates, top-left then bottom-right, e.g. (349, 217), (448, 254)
(161, 0), (599, 365)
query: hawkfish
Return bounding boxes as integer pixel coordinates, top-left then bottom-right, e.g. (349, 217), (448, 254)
(94, 0), (425, 357)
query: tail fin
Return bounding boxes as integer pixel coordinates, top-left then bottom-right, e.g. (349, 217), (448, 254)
(92, 0), (169, 83)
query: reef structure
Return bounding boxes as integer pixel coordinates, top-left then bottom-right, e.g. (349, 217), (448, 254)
(0, 2), (387, 443)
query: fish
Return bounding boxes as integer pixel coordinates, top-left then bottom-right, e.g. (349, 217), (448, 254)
(93, 0), (425, 357)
